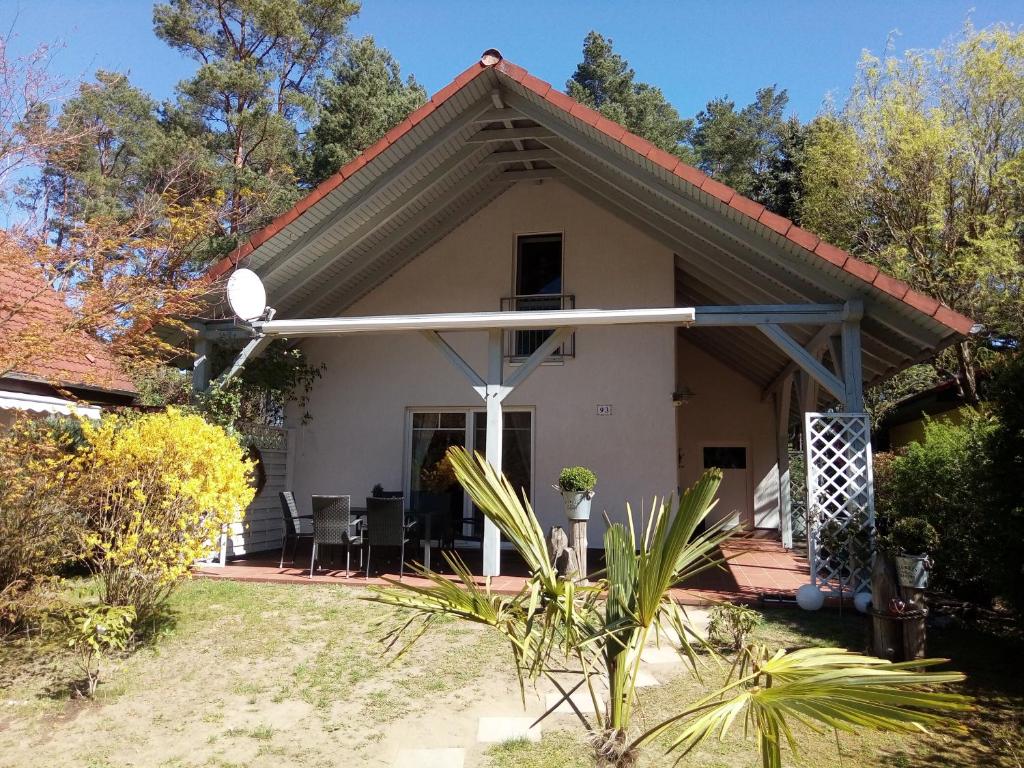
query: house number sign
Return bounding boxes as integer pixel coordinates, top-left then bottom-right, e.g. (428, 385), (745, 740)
(596, 404), (613, 415)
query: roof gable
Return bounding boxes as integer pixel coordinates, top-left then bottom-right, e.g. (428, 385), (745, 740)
(206, 50), (975, 389)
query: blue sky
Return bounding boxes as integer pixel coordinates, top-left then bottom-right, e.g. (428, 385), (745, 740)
(4, 1), (1023, 121)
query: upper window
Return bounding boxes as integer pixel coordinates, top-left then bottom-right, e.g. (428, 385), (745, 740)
(516, 234), (562, 297)
(508, 234), (572, 358)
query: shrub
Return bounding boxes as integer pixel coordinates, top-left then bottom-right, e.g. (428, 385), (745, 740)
(0, 417), (82, 629)
(52, 602), (136, 697)
(557, 466), (597, 493)
(879, 517), (939, 557)
(984, 355), (1024, 610)
(74, 409), (254, 627)
(875, 411), (998, 602)
(707, 603), (763, 651)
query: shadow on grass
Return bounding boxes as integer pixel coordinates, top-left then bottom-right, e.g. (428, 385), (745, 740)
(759, 607), (1024, 768)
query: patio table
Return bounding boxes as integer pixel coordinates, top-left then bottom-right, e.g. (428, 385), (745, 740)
(354, 506), (434, 572)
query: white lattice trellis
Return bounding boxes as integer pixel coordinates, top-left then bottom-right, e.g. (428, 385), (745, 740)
(804, 413), (875, 595)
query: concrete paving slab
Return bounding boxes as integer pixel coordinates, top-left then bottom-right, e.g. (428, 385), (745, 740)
(633, 669), (661, 687)
(640, 645), (685, 665)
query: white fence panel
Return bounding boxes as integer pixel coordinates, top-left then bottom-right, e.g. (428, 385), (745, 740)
(226, 424), (294, 557)
(804, 412), (875, 596)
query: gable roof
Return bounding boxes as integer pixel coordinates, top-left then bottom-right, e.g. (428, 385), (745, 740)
(0, 235), (136, 397)
(206, 50), (976, 392)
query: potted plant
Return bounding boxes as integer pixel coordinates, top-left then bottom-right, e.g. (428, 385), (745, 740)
(555, 466), (597, 521)
(879, 517), (939, 589)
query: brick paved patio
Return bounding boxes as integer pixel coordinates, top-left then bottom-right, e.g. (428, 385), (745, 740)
(197, 537), (810, 606)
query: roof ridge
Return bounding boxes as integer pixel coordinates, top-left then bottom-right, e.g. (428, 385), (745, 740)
(205, 51), (974, 337)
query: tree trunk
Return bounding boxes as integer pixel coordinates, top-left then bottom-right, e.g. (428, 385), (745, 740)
(954, 340), (979, 404)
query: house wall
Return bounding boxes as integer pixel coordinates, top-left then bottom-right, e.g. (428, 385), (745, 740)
(674, 334), (781, 530)
(284, 180), (779, 550)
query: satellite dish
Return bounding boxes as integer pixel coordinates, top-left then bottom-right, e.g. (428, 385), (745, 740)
(226, 268), (267, 321)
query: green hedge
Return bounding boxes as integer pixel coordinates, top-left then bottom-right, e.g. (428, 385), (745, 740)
(875, 354), (1024, 610)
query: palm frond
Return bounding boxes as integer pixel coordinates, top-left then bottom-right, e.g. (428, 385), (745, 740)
(637, 646), (971, 765)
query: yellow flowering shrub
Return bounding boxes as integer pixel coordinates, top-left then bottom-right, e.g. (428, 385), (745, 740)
(0, 417), (81, 628)
(75, 408), (254, 625)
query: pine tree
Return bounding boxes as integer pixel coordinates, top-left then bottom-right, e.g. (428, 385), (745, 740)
(567, 31), (693, 160)
(153, 0), (358, 238)
(305, 36), (426, 186)
(691, 86), (806, 217)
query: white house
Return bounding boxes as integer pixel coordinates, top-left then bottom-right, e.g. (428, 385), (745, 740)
(196, 50), (975, 587)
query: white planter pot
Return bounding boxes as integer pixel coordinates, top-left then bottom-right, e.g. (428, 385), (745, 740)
(560, 490), (594, 521)
(895, 554), (930, 589)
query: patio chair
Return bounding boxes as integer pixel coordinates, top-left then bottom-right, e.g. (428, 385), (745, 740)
(310, 495), (365, 578)
(364, 497), (417, 580)
(278, 491), (313, 569)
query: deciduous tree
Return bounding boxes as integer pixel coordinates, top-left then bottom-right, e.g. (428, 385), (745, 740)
(801, 25), (1024, 400)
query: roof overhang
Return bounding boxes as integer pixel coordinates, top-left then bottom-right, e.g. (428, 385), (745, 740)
(204, 51), (977, 394)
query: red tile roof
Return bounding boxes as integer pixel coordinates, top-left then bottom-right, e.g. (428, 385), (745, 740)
(207, 53), (976, 337)
(0, 236), (136, 395)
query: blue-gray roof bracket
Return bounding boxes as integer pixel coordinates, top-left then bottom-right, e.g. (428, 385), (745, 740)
(218, 333), (274, 386)
(758, 323), (847, 404)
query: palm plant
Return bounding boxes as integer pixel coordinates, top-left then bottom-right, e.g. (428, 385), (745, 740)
(368, 447), (971, 767)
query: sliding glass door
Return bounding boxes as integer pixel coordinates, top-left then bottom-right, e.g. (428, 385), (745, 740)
(408, 412), (467, 536)
(407, 409), (533, 541)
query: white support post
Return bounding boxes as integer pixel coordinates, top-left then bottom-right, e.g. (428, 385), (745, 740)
(776, 374), (794, 549)
(483, 329), (505, 578)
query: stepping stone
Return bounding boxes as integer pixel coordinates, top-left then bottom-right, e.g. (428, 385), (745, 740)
(477, 716), (541, 743)
(640, 646), (684, 665)
(544, 690), (599, 715)
(393, 748), (464, 768)
(633, 669), (661, 687)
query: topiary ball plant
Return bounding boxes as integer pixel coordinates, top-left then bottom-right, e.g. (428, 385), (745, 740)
(557, 466), (597, 494)
(880, 517), (939, 556)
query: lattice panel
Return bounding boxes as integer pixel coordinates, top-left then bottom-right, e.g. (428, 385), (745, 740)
(804, 413), (875, 595)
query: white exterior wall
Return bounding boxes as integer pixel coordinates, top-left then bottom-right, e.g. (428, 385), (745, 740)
(285, 180), (779, 547)
(674, 335), (780, 529)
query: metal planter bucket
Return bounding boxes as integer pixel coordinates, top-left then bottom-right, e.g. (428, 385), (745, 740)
(561, 491), (593, 521)
(895, 554), (930, 589)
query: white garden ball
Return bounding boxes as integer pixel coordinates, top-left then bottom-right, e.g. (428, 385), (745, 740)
(796, 583), (825, 611)
(853, 592), (873, 614)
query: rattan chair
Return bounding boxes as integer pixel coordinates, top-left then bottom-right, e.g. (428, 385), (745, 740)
(278, 491), (313, 569)
(364, 497), (416, 580)
(310, 495), (364, 578)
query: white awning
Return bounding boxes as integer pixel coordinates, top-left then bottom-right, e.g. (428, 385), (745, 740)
(251, 306), (697, 338)
(0, 390), (101, 419)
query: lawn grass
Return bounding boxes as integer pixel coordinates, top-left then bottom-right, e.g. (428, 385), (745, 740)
(1, 578), (1020, 768)
(483, 608), (1023, 768)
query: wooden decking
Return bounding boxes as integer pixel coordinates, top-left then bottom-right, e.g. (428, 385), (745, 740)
(197, 537), (810, 606)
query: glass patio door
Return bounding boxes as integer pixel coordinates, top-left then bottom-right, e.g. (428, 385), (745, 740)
(408, 412), (467, 538)
(471, 411), (533, 531)
(407, 409), (533, 541)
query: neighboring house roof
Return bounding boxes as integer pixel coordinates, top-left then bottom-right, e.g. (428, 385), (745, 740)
(0, 235), (136, 397)
(206, 50), (976, 392)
